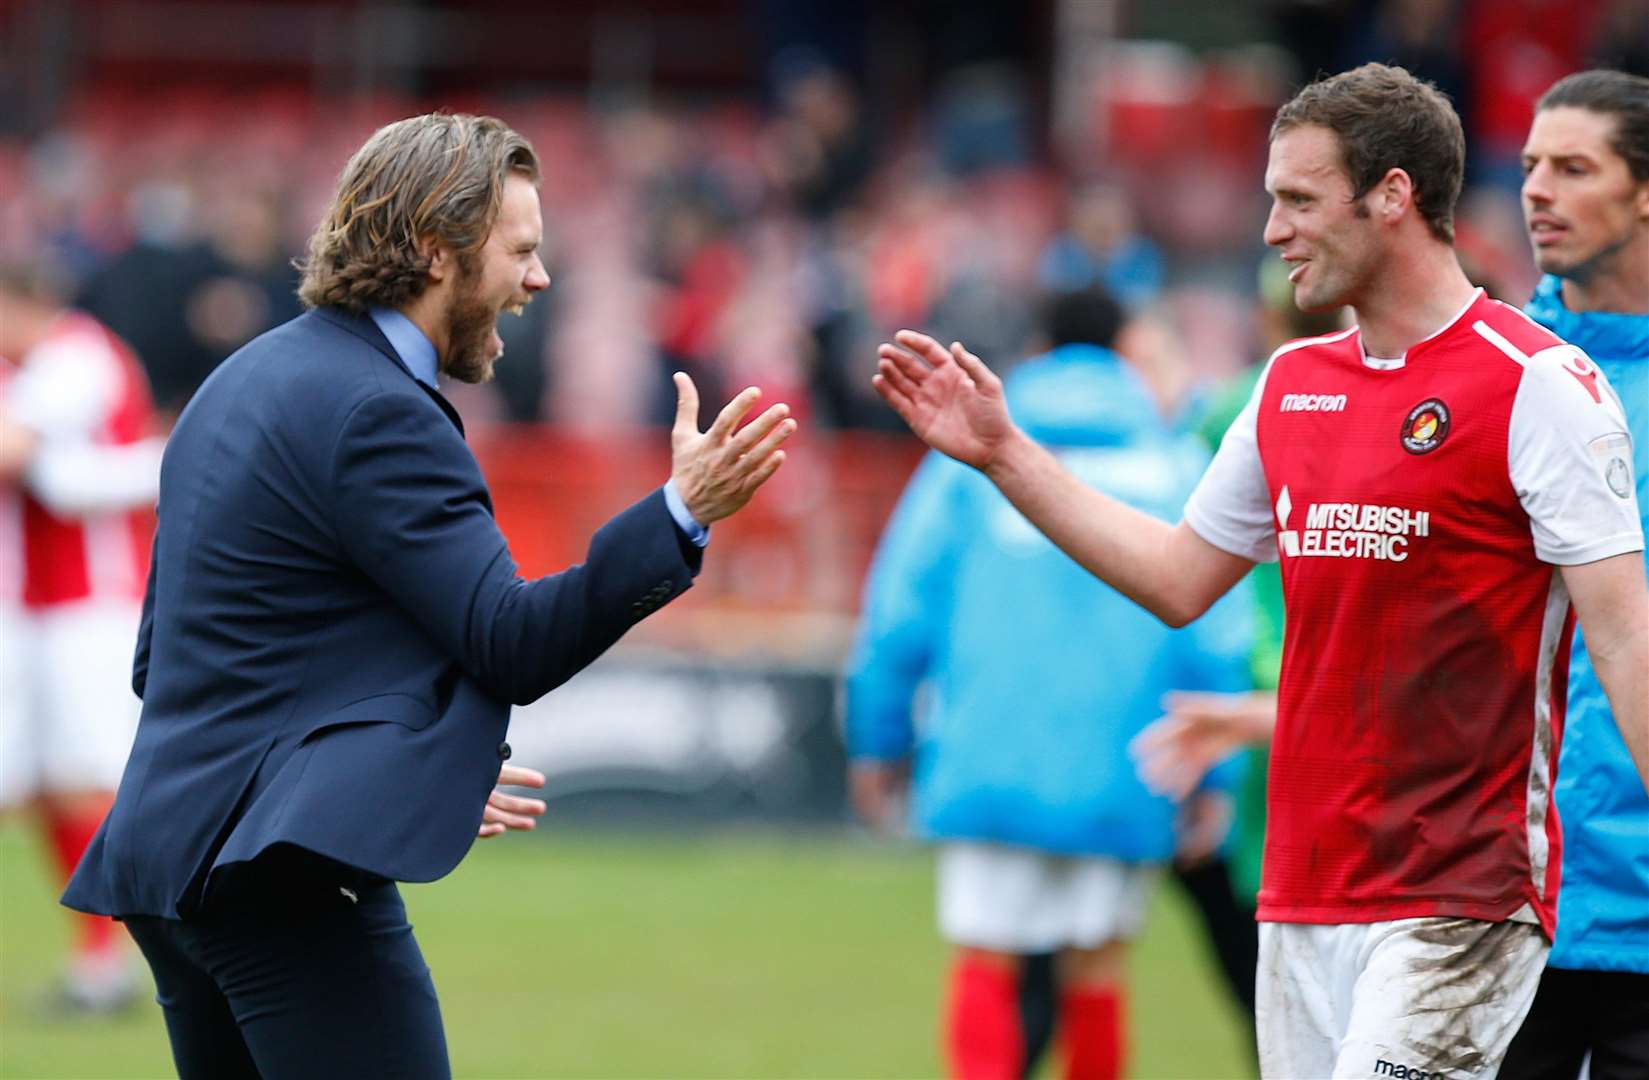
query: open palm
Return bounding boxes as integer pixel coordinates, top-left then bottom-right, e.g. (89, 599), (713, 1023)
(872, 330), (1014, 470)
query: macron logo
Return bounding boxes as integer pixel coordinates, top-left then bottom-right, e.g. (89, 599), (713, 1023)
(1280, 393), (1347, 412)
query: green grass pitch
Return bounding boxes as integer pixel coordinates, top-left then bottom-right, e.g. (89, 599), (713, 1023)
(0, 823), (1253, 1078)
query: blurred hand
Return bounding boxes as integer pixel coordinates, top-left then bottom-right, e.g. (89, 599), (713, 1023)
(1131, 691), (1278, 801)
(477, 764), (548, 839)
(1175, 789), (1234, 868)
(670, 374), (794, 525)
(849, 760), (910, 832)
(873, 330), (1017, 471)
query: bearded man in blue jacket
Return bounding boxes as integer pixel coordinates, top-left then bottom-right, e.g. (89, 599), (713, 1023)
(847, 287), (1252, 1080)
(1501, 69), (1649, 1080)
(61, 113), (794, 1078)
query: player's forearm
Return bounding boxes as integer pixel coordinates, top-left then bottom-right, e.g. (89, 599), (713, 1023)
(1589, 620), (1649, 793)
(983, 430), (1205, 626)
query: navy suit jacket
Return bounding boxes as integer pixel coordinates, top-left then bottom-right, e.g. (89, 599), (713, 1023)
(64, 307), (699, 919)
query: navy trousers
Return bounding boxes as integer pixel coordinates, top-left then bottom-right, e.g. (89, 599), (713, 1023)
(124, 851), (449, 1079)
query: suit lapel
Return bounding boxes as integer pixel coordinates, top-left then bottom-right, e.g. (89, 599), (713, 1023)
(309, 307), (466, 437)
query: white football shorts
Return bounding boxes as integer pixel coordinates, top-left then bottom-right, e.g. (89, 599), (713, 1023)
(1257, 917), (1548, 1079)
(0, 599), (142, 806)
(936, 841), (1157, 954)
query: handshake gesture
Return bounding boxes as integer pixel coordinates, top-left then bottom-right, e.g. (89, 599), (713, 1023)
(670, 373), (796, 525)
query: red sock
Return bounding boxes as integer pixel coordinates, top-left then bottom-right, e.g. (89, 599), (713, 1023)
(44, 803), (119, 958)
(946, 955), (1023, 1080)
(1059, 984), (1124, 1080)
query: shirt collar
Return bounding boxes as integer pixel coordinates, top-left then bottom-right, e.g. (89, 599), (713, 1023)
(368, 307), (439, 390)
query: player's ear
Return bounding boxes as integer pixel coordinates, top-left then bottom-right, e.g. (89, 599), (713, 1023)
(1378, 168), (1413, 226)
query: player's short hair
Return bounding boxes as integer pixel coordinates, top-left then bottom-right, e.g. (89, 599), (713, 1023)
(1537, 69), (1649, 182)
(1271, 63), (1465, 244)
(1044, 285), (1125, 350)
(296, 113), (539, 314)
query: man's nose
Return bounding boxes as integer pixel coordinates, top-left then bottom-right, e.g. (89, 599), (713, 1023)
(1521, 163), (1553, 205)
(1262, 204), (1290, 247)
(525, 254), (550, 292)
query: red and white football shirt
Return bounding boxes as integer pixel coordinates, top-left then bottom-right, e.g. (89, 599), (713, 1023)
(2, 312), (155, 610)
(1185, 289), (1642, 936)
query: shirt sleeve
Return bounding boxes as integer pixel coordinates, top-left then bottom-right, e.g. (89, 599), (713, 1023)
(1183, 359), (1278, 563)
(1509, 344), (1643, 565)
(7, 338), (121, 441)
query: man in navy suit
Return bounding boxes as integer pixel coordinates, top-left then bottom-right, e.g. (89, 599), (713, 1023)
(62, 113), (795, 1078)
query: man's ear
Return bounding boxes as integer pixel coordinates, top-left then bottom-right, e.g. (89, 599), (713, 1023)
(1378, 167), (1415, 225)
(419, 234), (453, 284)
(1635, 178), (1649, 225)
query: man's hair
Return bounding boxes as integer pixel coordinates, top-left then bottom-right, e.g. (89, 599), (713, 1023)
(1537, 69), (1649, 182)
(296, 113), (538, 314)
(1045, 285), (1125, 350)
(1271, 63), (1465, 244)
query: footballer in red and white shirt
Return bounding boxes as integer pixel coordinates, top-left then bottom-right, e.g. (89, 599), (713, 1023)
(872, 64), (1647, 1080)
(1, 270), (162, 1013)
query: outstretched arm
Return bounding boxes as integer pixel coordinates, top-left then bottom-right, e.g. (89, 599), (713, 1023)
(874, 330), (1253, 625)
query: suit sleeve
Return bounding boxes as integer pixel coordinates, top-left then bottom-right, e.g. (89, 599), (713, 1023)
(329, 391), (696, 705)
(844, 452), (965, 761)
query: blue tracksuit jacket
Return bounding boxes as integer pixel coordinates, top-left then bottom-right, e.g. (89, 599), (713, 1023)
(1527, 274), (1649, 973)
(845, 344), (1253, 861)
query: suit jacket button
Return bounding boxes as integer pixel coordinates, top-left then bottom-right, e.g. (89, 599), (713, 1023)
(498, 741), (511, 761)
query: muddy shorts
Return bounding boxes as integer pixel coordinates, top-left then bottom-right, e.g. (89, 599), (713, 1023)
(1257, 917), (1549, 1079)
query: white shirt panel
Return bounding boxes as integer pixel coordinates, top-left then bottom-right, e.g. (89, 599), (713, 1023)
(8, 335), (122, 442)
(1183, 357), (1279, 563)
(1509, 344), (1643, 565)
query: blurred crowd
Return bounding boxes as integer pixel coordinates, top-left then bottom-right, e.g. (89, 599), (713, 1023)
(0, 0), (1642, 437)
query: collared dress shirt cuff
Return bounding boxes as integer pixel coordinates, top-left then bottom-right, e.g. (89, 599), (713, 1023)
(662, 479), (709, 548)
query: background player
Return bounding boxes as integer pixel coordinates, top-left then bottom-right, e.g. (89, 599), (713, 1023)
(0, 263), (163, 1013)
(1500, 67), (1649, 1080)
(872, 63), (1647, 1078)
(847, 286), (1253, 1080)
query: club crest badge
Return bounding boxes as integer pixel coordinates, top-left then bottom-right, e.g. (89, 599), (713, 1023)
(1400, 398), (1450, 455)
(1606, 456), (1632, 499)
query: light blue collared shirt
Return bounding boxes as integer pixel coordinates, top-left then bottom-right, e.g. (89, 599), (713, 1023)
(366, 307), (707, 547)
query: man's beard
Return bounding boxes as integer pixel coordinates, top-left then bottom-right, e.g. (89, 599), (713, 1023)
(439, 259), (499, 385)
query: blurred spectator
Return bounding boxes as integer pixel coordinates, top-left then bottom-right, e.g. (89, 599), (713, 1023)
(0, 260), (161, 1016)
(1351, 0), (1468, 121)
(644, 181), (743, 426)
(1461, 0), (1603, 187)
(1586, 0), (1649, 74)
(75, 178), (227, 419)
(765, 59), (874, 221)
(187, 185), (303, 364)
(846, 286), (1253, 1080)
(1038, 182), (1164, 309)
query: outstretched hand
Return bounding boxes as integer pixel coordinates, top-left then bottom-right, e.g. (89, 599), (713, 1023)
(1131, 691), (1278, 802)
(477, 764), (548, 839)
(670, 374), (795, 525)
(873, 330), (1016, 471)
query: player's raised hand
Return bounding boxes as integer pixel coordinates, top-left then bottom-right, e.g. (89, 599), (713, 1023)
(670, 374), (795, 525)
(1130, 691), (1278, 801)
(477, 764), (548, 839)
(873, 330), (1015, 471)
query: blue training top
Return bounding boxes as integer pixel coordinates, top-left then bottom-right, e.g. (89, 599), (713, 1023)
(845, 344), (1253, 861)
(1526, 274), (1649, 974)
